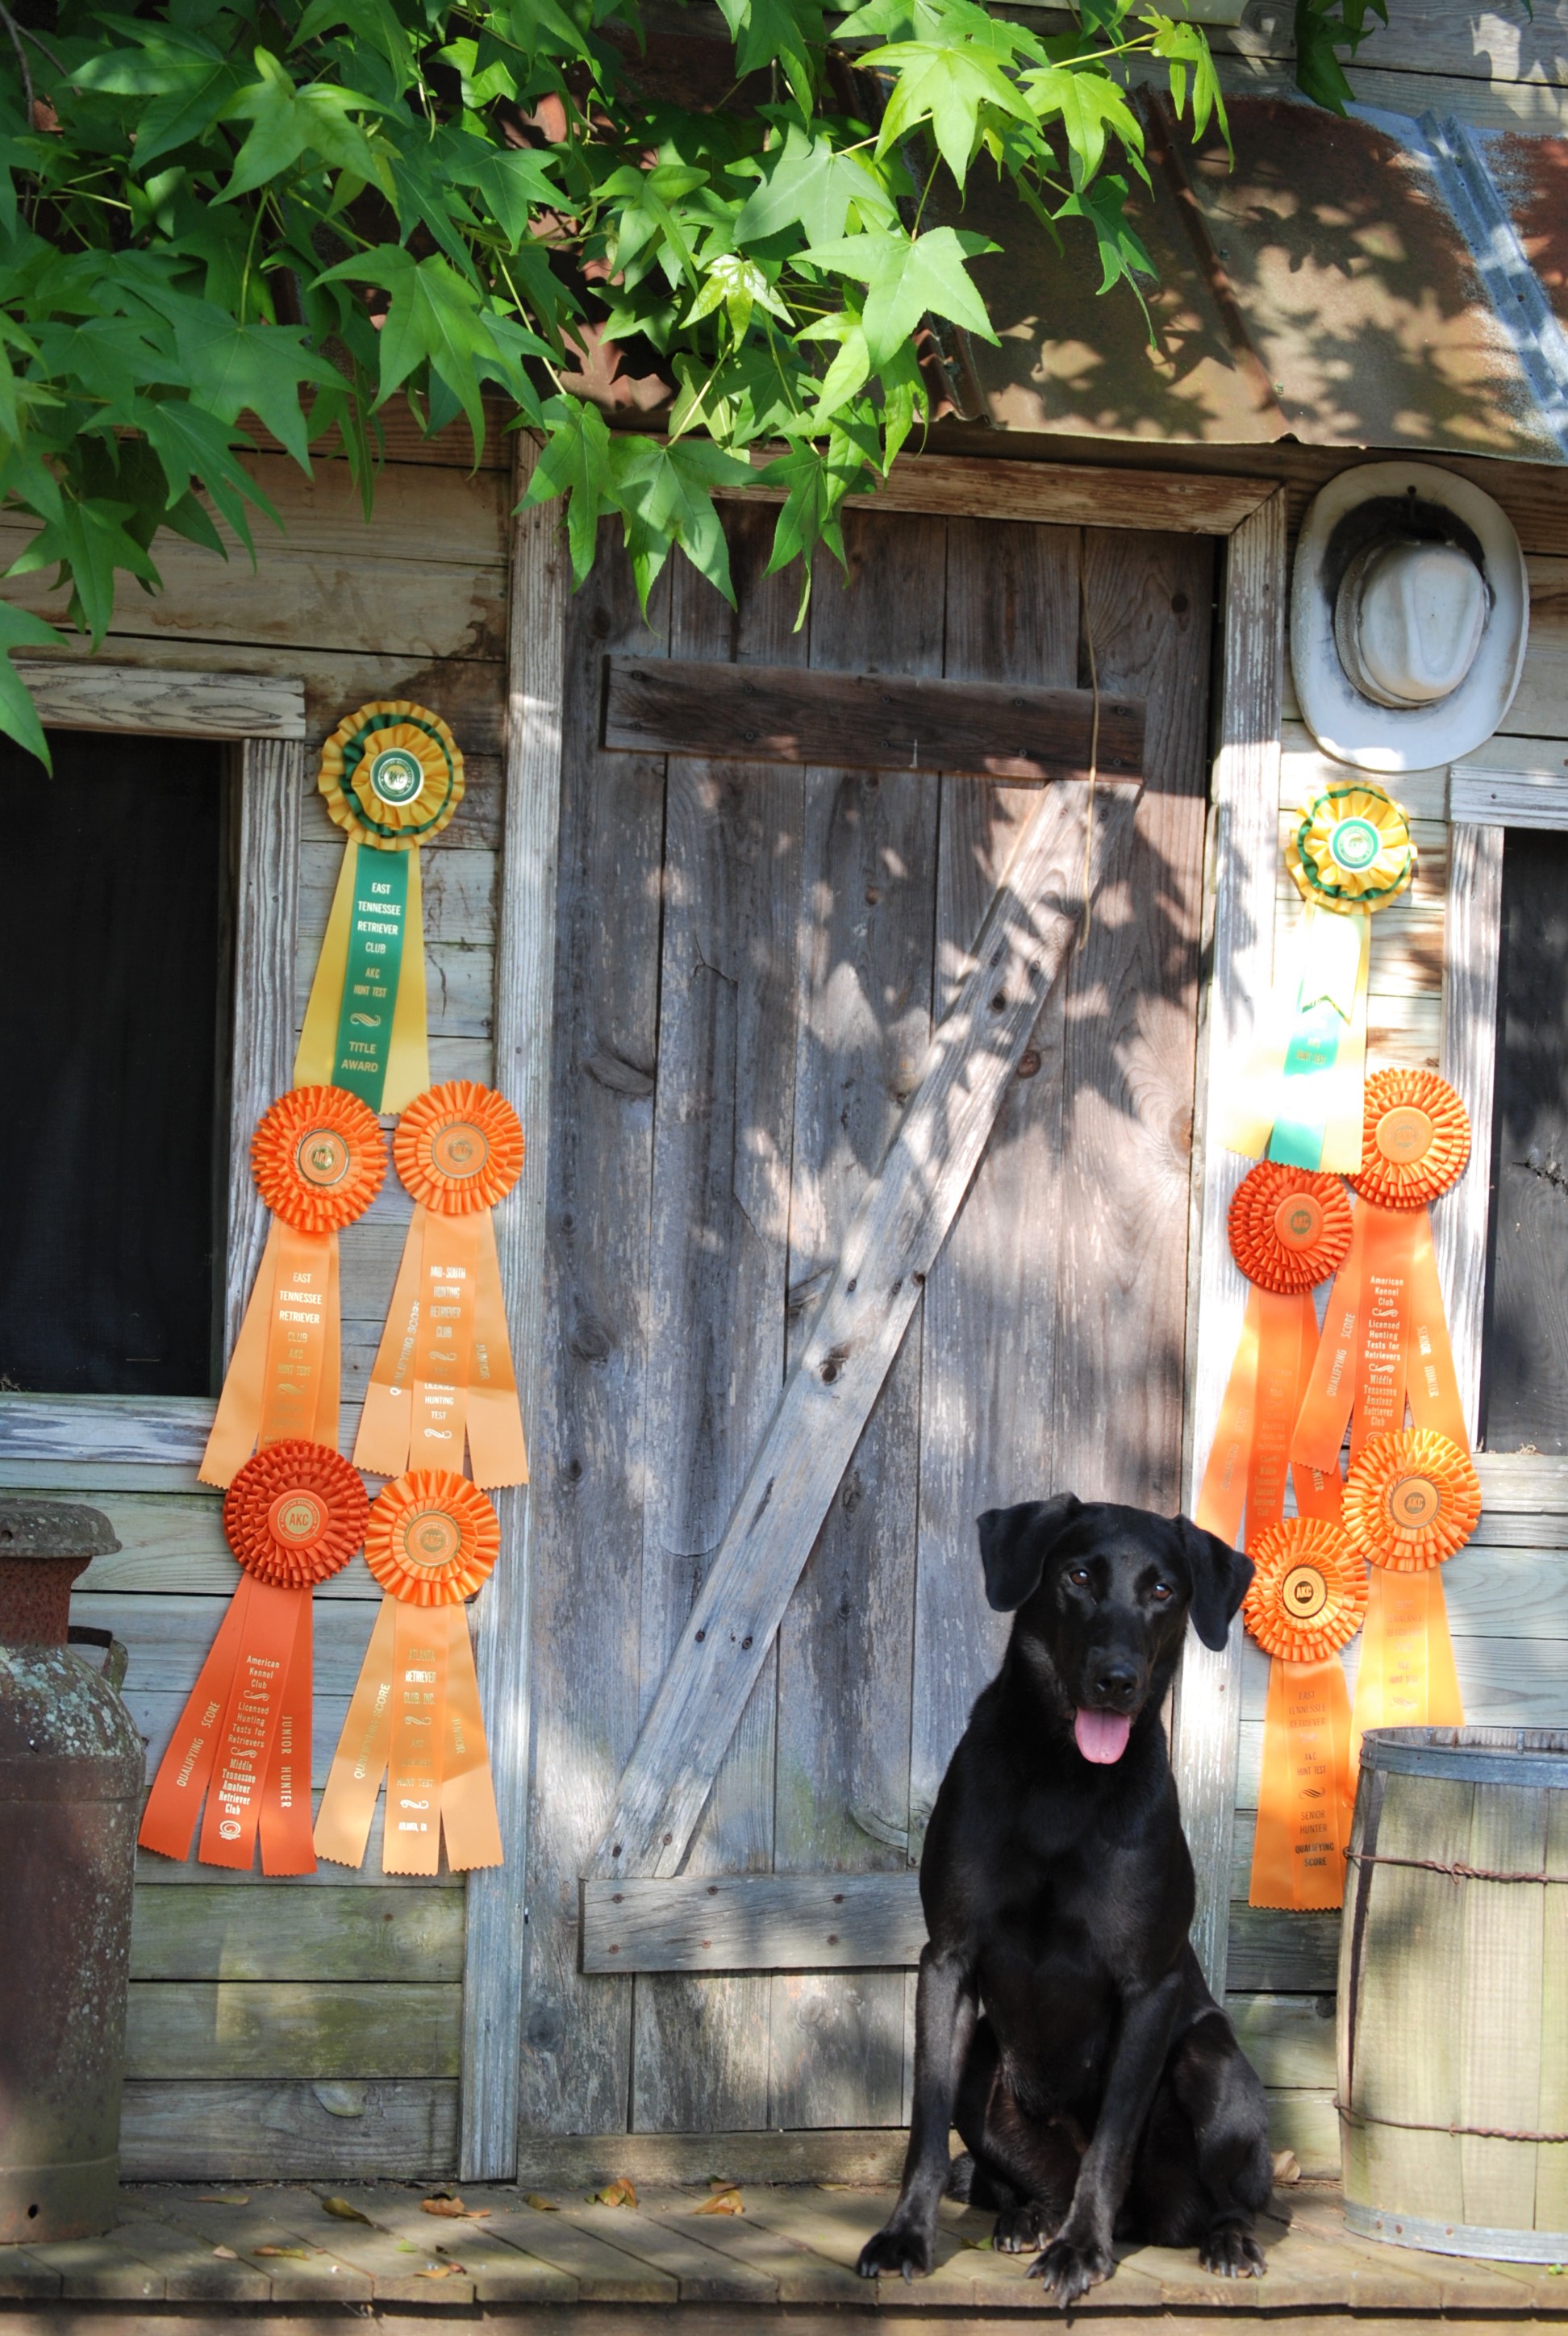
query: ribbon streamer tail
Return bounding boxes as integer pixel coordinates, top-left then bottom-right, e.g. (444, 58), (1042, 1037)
(259, 1593), (317, 1875)
(382, 847), (430, 1115)
(1250, 1654), (1353, 1911)
(385, 1600), (448, 1875)
(440, 1606), (503, 1870)
(138, 1589), (253, 1860)
(197, 1580), (304, 1871)
(315, 1598), (399, 1869)
(1291, 1202), (1370, 1475)
(294, 842), (360, 1089)
(1403, 1209), (1470, 1452)
(1349, 1567), (1465, 1770)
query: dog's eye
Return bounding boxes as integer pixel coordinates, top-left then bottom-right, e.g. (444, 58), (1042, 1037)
(1067, 1566), (1091, 1587)
(1150, 1581), (1174, 1603)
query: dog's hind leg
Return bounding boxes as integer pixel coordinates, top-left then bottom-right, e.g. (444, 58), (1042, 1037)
(1153, 2009), (1273, 2276)
(953, 2020), (1078, 2253)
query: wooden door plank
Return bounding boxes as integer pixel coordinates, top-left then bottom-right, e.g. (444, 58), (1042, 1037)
(723, 450), (1276, 536)
(631, 505), (803, 2135)
(589, 773), (1139, 1880)
(461, 428), (569, 2179)
(119, 2078), (457, 2179)
(1046, 528), (1213, 1510)
(911, 517), (1080, 1846)
(1437, 819), (1503, 1444)
(515, 526), (671, 2141)
(584, 1871), (924, 1970)
(1171, 490), (1288, 1996)
(771, 504), (945, 2130)
(604, 655), (1142, 782)
(227, 739), (301, 1362)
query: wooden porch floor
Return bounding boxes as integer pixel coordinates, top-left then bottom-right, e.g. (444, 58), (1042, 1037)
(5, 2178), (1568, 2332)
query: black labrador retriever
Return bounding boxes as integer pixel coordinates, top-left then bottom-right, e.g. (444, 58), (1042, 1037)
(857, 1494), (1274, 2304)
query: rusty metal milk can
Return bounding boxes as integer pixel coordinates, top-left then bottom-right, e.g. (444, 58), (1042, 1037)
(0, 1500), (142, 2242)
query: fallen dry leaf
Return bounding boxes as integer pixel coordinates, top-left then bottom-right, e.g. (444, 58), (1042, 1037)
(694, 2188), (743, 2217)
(415, 2261), (464, 2280)
(422, 2196), (469, 2219)
(322, 2196), (373, 2224)
(211, 2246), (239, 2260)
(1270, 2149), (1301, 2188)
(523, 2193), (559, 2213)
(593, 2176), (637, 2209)
(253, 2246), (312, 2260)
(198, 2193), (250, 2206)
(960, 2235), (991, 2250)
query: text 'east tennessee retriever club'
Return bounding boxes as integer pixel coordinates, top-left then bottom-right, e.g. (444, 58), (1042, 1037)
(858, 1495), (1273, 2303)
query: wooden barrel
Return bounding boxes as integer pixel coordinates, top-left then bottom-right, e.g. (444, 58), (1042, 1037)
(1340, 1726), (1568, 2260)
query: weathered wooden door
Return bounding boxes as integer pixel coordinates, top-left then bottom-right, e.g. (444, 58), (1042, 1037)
(520, 499), (1214, 2138)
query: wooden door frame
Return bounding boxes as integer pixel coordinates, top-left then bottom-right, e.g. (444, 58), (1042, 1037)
(473, 449), (1285, 2174)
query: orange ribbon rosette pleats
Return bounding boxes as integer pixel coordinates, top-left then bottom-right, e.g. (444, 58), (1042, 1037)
(140, 1441), (366, 1873)
(1245, 1517), (1368, 1910)
(1195, 1164), (1353, 1549)
(315, 1470), (503, 1873)
(201, 1088), (386, 1488)
(353, 1082), (528, 1489)
(1343, 1428), (1478, 1765)
(1291, 1070), (1472, 1477)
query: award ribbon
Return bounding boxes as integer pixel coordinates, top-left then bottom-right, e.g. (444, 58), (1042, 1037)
(1245, 1516), (1368, 1911)
(314, 1470), (504, 1873)
(295, 701), (465, 1115)
(1291, 1070), (1472, 1474)
(355, 1082), (528, 1489)
(1224, 783), (1414, 1174)
(1342, 1427), (1479, 1766)
(1195, 1164), (1353, 1549)
(140, 1441), (366, 1873)
(201, 1088), (386, 1487)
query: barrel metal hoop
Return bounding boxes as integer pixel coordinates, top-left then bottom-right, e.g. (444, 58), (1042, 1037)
(1339, 2101), (1568, 2144)
(1344, 2199), (1568, 2265)
(1362, 1738), (1568, 1790)
(1345, 1848), (1568, 1886)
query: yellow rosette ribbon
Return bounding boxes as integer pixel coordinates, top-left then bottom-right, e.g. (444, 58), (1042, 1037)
(315, 1470), (504, 1873)
(1195, 1163), (1353, 1549)
(1224, 782), (1414, 1174)
(1245, 1517), (1368, 1910)
(1292, 1070), (1471, 1473)
(201, 1087), (386, 1487)
(354, 1082), (529, 1489)
(1342, 1428), (1478, 1767)
(294, 701), (465, 1116)
(140, 1440), (366, 1875)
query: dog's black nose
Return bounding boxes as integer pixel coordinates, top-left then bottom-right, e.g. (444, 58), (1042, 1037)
(1091, 1661), (1141, 1711)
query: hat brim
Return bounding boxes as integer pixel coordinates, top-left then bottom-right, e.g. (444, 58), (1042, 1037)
(1291, 461), (1528, 774)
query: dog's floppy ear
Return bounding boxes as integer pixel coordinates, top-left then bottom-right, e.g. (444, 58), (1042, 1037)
(1174, 1517), (1253, 1652)
(977, 1495), (1082, 1613)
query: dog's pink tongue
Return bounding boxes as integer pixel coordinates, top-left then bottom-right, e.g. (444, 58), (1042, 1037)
(1074, 1708), (1132, 1764)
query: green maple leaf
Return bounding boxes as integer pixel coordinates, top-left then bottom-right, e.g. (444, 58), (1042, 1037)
(712, 0), (826, 104)
(70, 22), (245, 170)
(869, 40), (1034, 186)
(220, 50), (386, 201)
(520, 393), (615, 586)
(606, 434), (757, 610)
(0, 601), (65, 768)
(161, 299), (339, 467)
(453, 144), (562, 244)
(1020, 63), (1145, 188)
(802, 224), (996, 369)
(732, 129), (896, 247)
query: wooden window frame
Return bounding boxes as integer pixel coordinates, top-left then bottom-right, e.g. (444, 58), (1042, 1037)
(0, 666), (307, 1462)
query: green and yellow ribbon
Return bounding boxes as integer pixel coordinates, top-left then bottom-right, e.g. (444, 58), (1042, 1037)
(1224, 782), (1414, 1176)
(295, 701), (465, 1116)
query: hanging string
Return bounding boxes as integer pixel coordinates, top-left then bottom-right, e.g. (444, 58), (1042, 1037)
(1078, 558), (1101, 953)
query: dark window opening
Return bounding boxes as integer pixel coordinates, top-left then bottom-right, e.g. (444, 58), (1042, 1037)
(0, 728), (231, 1397)
(1483, 825), (1568, 1452)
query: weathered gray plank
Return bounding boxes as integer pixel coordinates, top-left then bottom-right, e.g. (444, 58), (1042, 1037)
(227, 737), (304, 1364)
(1172, 490), (1288, 1996)
(304, 2185), (576, 2303)
(586, 1872), (923, 1971)
(124, 1982), (460, 2079)
(136, 2190), (375, 2304)
(1477, 1451), (1568, 1511)
(725, 449), (1274, 535)
(1450, 765), (1568, 828)
(130, 1884), (463, 1980)
(1437, 819), (1503, 1444)
(461, 428), (568, 2180)
(590, 774), (1137, 1882)
(517, 526), (669, 2138)
(771, 503), (945, 2130)
(14, 661), (305, 739)
(81, 1591), (378, 1695)
(119, 2080), (457, 2180)
(910, 515), (1078, 1846)
(631, 503), (803, 2135)
(603, 654), (1141, 782)
(0, 1393), (212, 1469)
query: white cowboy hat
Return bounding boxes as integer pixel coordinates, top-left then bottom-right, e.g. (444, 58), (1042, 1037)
(1291, 461), (1528, 774)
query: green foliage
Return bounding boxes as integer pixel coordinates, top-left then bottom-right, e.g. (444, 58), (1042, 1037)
(1292, 0), (1389, 111)
(0, 0), (1375, 761)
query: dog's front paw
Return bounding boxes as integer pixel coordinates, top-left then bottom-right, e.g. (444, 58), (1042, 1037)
(993, 2204), (1052, 2255)
(1028, 2232), (1112, 2303)
(857, 2224), (934, 2283)
(1201, 2221), (1266, 2279)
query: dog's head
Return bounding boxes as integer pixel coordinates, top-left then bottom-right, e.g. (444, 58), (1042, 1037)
(976, 1495), (1252, 1767)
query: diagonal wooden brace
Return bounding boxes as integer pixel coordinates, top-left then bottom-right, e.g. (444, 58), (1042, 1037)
(587, 775), (1141, 1882)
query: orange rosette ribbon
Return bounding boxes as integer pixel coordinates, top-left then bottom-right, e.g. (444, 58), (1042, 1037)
(354, 1083), (528, 1490)
(1342, 1429), (1478, 1763)
(1195, 1165), (1353, 1551)
(140, 1441), (367, 1875)
(1293, 1070), (1472, 1479)
(202, 1088), (386, 1487)
(1245, 1517), (1368, 1910)
(315, 1470), (503, 1875)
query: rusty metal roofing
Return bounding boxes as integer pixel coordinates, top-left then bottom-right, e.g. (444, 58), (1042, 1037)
(945, 94), (1568, 463)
